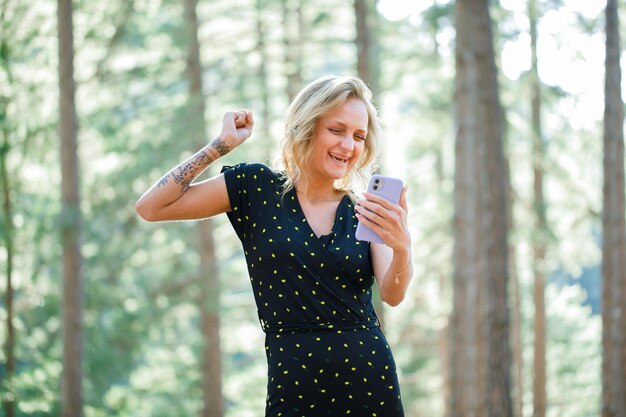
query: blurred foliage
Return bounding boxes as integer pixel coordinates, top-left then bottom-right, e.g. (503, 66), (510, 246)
(0, 0), (616, 416)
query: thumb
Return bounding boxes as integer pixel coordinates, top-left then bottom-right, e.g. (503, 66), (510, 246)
(400, 185), (408, 213)
(245, 111), (254, 127)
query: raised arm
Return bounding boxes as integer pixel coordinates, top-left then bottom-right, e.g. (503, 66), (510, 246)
(135, 110), (254, 222)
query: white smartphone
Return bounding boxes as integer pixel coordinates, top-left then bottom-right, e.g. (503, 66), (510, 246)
(355, 174), (405, 244)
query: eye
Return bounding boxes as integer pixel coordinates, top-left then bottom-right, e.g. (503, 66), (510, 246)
(355, 134), (366, 141)
(328, 128), (342, 134)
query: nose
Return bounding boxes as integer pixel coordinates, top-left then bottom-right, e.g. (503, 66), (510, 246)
(339, 134), (355, 151)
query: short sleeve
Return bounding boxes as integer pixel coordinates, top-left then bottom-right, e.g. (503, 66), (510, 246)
(220, 162), (276, 242)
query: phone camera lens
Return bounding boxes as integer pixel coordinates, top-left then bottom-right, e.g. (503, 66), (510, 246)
(373, 185), (378, 190)
(374, 179), (380, 184)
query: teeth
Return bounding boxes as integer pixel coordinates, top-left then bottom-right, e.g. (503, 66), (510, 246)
(329, 153), (348, 163)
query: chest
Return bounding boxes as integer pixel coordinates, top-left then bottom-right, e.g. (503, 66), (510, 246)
(298, 199), (341, 238)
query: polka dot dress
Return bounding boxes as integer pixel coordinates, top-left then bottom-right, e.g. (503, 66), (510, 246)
(221, 163), (404, 417)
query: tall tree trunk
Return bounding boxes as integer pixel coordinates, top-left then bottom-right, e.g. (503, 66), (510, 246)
(354, 0), (380, 98)
(1, 87), (16, 417)
(500, 79), (523, 417)
(255, 0), (272, 163)
(1, 8), (15, 413)
(602, 1), (626, 416)
(281, 0), (303, 101)
(58, 0), (83, 416)
(198, 221), (222, 417)
(182, 1), (223, 416)
(529, 2), (547, 417)
(507, 176), (523, 417)
(449, 1), (513, 416)
(354, 0), (386, 328)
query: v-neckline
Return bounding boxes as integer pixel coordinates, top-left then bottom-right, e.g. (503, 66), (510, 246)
(291, 189), (348, 240)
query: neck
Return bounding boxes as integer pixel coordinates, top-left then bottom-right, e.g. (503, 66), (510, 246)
(295, 179), (342, 202)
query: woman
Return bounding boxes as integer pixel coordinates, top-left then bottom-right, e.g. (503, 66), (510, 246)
(136, 75), (412, 416)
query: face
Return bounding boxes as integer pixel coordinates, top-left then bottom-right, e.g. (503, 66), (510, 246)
(308, 97), (368, 183)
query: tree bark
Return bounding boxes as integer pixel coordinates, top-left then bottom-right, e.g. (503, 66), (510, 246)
(281, 0), (303, 101)
(1, 85), (16, 417)
(58, 0), (84, 416)
(1, 7), (15, 414)
(602, 1), (626, 416)
(354, 0), (380, 98)
(182, 1), (223, 416)
(529, 2), (547, 417)
(354, 0), (386, 329)
(508, 195), (523, 417)
(255, 0), (272, 163)
(450, 1), (513, 416)
(503, 110), (522, 417)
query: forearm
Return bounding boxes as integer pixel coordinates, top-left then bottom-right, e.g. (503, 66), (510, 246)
(379, 248), (412, 306)
(136, 136), (228, 214)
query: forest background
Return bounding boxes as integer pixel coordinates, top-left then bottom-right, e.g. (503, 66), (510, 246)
(0, 0), (623, 416)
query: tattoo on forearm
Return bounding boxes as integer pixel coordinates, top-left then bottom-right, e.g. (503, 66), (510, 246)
(157, 174), (171, 188)
(209, 136), (230, 156)
(180, 177), (192, 194)
(162, 149), (214, 194)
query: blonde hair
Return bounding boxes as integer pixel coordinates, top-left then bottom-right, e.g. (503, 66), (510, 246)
(279, 75), (381, 198)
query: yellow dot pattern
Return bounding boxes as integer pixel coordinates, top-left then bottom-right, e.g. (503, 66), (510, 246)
(221, 163), (404, 416)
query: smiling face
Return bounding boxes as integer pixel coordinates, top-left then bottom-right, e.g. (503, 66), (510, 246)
(306, 97), (369, 184)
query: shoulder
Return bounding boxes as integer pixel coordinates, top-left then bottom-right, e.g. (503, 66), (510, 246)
(221, 162), (278, 178)
(221, 162), (284, 191)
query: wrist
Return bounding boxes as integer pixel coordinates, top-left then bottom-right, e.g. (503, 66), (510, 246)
(204, 142), (220, 160)
(207, 136), (231, 159)
(392, 246), (411, 263)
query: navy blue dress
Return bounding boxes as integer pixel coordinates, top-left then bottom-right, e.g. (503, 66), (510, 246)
(221, 163), (404, 417)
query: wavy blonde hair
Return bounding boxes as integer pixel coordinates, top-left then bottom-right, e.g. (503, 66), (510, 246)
(279, 75), (381, 198)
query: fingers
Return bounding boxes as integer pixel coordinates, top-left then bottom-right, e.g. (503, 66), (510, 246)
(361, 190), (405, 214)
(355, 205), (403, 247)
(224, 110), (251, 124)
(356, 197), (402, 228)
(221, 110), (254, 143)
(233, 110), (253, 127)
(244, 110), (254, 127)
(356, 188), (409, 245)
(400, 185), (408, 213)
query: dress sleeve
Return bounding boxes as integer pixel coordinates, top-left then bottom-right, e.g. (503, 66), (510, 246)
(221, 162), (274, 242)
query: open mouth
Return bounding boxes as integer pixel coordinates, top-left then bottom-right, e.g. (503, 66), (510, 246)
(329, 152), (349, 163)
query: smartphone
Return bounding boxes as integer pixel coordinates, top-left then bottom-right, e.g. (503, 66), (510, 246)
(355, 174), (404, 244)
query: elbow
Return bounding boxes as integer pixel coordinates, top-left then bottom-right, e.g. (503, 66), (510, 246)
(135, 199), (157, 222)
(382, 292), (405, 307)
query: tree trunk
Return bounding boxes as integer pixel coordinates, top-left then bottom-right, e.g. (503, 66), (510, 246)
(281, 0), (303, 101)
(602, 1), (626, 416)
(182, 1), (223, 416)
(450, 1), (513, 416)
(1, 14), (15, 415)
(58, 0), (83, 416)
(354, 0), (380, 98)
(255, 0), (272, 163)
(529, 2), (547, 417)
(197, 221), (222, 417)
(508, 197), (523, 417)
(354, 0), (386, 329)
(1, 88), (16, 417)
(503, 110), (523, 417)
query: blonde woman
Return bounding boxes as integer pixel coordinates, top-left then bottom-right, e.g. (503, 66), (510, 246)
(136, 75), (412, 416)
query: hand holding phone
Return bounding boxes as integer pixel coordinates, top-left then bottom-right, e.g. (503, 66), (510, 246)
(355, 175), (405, 244)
